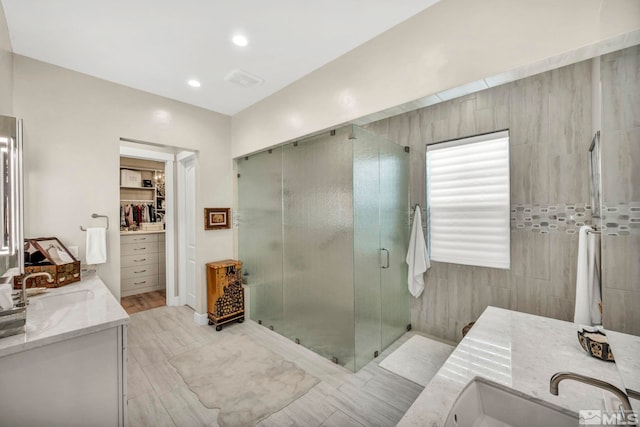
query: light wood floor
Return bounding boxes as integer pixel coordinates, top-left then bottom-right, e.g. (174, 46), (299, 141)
(127, 306), (425, 427)
(121, 290), (166, 314)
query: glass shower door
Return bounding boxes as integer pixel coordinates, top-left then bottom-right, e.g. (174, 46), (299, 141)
(353, 126), (410, 370)
(238, 124), (409, 373)
(282, 129), (356, 370)
(237, 149), (284, 332)
(353, 128), (382, 372)
(378, 134), (410, 349)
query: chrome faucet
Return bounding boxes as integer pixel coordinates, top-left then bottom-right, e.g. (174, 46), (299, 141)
(550, 372), (635, 423)
(19, 272), (53, 305)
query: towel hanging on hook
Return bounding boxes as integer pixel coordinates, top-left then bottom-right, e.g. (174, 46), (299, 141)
(406, 206), (430, 298)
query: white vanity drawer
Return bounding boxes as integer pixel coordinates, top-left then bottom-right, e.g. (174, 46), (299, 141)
(121, 264), (158, 279)
(121, 275), (158, 292)
(121, 253), (159, 268)
(121, 241), (158, 256)
(121, 233), (158, 244)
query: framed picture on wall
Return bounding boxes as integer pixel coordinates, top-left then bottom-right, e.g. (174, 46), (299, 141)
(204, 208), (231, 230)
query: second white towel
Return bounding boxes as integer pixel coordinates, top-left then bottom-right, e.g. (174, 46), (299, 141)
(574, 225), (601, 326)
(406, 206), (430, 298)
(86, 227), (107, 265)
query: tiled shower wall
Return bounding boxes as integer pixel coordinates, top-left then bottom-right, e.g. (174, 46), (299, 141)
(601, 45), (640, 335)
(364, 57), (594, 342)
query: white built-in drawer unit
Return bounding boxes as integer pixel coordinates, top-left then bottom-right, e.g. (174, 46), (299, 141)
(121, 275), (159, 293)
(121, 243), (156, 256)
(120, 232), (165, 297)
(121, 252), (159, 268)
(121, 233), (158, 244)
(158, 234), (166, 287)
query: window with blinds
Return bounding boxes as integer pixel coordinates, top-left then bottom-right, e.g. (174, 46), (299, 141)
(426, 130), (510, 269)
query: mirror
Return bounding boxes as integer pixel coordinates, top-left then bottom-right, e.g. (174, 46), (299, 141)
(599, 46), (639, 337)
(0, 115), (23, 281)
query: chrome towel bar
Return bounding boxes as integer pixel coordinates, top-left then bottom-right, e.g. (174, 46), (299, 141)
(80, 214), (109, 231)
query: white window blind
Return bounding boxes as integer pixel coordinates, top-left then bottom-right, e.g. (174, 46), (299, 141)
(426, 130), (510, 269)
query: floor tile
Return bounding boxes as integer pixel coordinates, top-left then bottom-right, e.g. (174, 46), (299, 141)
(127, 305), (431, 427)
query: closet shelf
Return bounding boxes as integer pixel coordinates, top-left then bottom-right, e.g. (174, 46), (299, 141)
(120, 166), (164, 173)
(120, 186), (155, 190)
(121, 199), (154, 203)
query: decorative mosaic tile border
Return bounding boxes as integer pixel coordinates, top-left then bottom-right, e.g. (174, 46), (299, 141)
(601, 202), (640, 236)
(412, 202), (639, 235)
(510, 203), (594, 234)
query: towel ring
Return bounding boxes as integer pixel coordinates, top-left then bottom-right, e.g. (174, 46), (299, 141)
(80, 214), (109, 231)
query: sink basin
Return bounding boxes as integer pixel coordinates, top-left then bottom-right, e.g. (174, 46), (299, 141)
(445, 377), (578, 427)
(31, 289), (93, 310)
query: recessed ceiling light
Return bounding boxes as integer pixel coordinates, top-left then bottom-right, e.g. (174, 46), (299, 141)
(232, 34), (248, 47)
(187, 79), (201, 88)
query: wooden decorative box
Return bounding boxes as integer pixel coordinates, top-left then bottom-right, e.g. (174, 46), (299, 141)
(13, 238), (81, 289)
(206, 259), (244, 331)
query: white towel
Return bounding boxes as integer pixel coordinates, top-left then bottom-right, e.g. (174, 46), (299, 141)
(406, 206), (430, 298)
(86, 227), (107, 265)
(574, 225), (602, 326)
(0, 283), (13, 310)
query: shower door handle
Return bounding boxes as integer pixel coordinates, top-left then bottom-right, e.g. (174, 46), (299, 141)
(381, 248), (390, 269)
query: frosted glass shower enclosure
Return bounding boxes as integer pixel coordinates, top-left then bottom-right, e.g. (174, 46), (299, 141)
(238, 125), (409, 372)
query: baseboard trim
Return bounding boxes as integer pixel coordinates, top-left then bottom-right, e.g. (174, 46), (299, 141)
(193, 311), (208, 325)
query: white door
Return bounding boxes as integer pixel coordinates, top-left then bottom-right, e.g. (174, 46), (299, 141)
(178, 153), (197, 309)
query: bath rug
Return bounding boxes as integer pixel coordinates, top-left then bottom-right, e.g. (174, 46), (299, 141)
(379, 334), (454, 387)
(169, 333), (319, 427)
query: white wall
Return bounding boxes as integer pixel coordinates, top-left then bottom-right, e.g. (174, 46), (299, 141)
(232, 0), (640, 157)
(0, 2), (12, 115)
(14, 56), (233, 313)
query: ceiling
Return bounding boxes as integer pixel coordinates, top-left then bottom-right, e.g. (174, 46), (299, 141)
(1, 0), (440, 116)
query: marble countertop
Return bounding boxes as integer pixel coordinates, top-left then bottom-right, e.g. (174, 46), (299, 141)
(0, 273), (129, 358)
(398, 307), (627, 427)
(605, 329), (640, 412)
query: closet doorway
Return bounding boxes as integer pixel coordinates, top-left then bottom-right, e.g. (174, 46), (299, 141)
(119, 144), (181, 314)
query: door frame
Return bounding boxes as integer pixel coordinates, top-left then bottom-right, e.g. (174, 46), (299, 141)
(119, 146), (178, 306)
(176, 151), (197, 309)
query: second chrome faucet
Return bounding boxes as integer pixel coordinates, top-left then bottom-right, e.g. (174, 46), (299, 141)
(550, 371), (636, 425)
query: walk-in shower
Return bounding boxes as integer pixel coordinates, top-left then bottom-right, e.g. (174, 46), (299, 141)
(237, 125), (409, 371)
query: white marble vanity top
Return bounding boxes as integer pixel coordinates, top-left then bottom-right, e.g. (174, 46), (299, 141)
(605, 329), (640, 412)
(398, 307), (627, 427)
(0, 273), (129, 358)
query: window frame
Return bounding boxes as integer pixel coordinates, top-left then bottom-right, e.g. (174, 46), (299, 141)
(426, 129), (511, 269)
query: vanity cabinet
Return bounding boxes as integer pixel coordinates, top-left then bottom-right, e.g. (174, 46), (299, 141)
(0, 324), (127, 427)
(0, 274), (129, 427)
(120, 232), (165, 297)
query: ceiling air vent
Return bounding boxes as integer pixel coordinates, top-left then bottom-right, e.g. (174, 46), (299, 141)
(224, 69), (264, 88)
